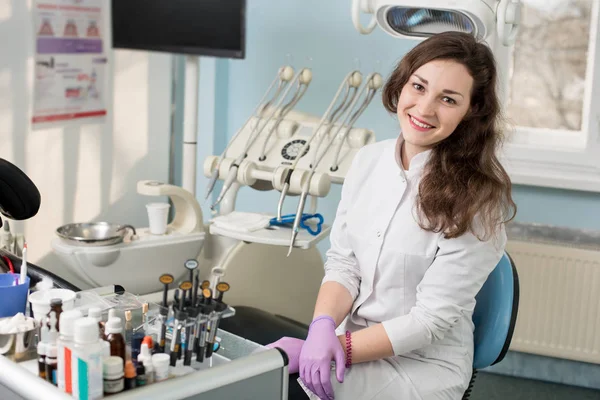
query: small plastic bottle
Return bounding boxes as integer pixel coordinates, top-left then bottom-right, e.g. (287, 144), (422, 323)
(103, 356), (124, 396)
(72, 318), (104, 400)
(37, 325), (48, 380)
(124, 360), (137, 390)
(135, 362), (146, 387)
(57, 310), (83, 394)
(137, 343), (154, 384)
(45, 341), (58, 385)
(88, 307), (104, 338)
(151, 353), (170, 382)
(104, 317), (126, 365)
(45, 312), (59, 385)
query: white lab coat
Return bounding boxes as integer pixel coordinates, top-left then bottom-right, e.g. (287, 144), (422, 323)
(300, 137), (506, 400)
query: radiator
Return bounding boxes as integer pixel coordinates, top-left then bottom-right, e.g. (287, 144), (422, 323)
(506, 232), (600, 365)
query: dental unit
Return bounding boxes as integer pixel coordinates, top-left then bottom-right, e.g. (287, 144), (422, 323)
(210, 67), (313, 210)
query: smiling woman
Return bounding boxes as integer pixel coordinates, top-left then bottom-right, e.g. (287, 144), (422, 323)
(382, 31), (516, 239)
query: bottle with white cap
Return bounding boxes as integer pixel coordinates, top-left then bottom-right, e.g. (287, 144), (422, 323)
(72, 318), (104, 400)
(103, 356), (124, 395)
(104, 317), (126, 364)
(87, 307), (104, 338)
(151, 353), (170, 382)
(57, 309), (83, 394)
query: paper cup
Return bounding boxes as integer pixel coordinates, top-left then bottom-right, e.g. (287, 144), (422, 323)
(28, 288), (76, 321)
(146, 202), (170, 235)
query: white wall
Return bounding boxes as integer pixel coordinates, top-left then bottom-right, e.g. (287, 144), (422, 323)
(0, 0), (171, 285)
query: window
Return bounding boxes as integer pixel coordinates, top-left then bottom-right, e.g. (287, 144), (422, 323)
(508, 0), (592, 131)
(497, 0), (600, 192)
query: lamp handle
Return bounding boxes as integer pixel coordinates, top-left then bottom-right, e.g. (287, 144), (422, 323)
(352, 0), (377, 34)
(496, 0), (521, 46)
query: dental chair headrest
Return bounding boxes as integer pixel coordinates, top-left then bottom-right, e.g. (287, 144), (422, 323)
(0, 159), (41, 224)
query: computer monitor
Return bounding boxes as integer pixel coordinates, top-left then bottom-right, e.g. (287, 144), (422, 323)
(111, 0), (246, 59)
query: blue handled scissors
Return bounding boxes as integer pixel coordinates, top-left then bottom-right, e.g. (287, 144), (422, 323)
(269, 213), (324, 236)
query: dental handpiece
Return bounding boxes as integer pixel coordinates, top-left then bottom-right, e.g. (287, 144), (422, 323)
(276, 71), (363, 222)
(286, 74), (380, 255)
(211, 68), (310, 210)
(287, 186), (309, 257)
(205, 65), (295, 201)
(169, 311), (186, 367)
(330, 73), (383, 170)
(256, 70), (313, 161)
(307, 85), (358, 171)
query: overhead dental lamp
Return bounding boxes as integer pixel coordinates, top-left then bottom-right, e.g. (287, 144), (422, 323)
(352, 0), (521, 46)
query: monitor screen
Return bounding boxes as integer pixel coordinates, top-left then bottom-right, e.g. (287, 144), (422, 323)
(111, 0), (246, 59)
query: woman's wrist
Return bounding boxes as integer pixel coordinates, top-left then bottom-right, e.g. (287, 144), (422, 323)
(310, 315), (336, 329)
(338, 333), (352, 367)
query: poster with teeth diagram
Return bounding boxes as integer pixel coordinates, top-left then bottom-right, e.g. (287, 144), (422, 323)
(32, 0), (109, 125)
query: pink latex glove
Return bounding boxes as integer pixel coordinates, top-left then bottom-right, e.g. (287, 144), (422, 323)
(299, 316), (345, 400)
(266, 337), (305, 374)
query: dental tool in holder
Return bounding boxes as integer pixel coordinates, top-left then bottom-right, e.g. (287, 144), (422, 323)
(203, 66), (376, 252)
(286, 72), (383, 256)
(275, 70), (363, 222)
(210, 67), (313, 211)
(204, 65), (295, 201)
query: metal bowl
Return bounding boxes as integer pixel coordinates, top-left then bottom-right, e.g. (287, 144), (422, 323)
(56, 222), (136, 247)
(0, 317), (39, 361)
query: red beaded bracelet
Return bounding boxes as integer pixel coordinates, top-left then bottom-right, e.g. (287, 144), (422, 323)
(345, 330), (352, 368)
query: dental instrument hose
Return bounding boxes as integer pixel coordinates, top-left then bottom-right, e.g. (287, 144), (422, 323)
(205, 65), (294, 200)
(329, 73), (383, 171)
(211, 68), (312, 210)
(287, 73), (382, 256)
(276, 70), (363, 221)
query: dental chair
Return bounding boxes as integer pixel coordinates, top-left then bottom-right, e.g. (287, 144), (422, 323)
(463, 252), (520, 399)
(220, 252), (520, 399)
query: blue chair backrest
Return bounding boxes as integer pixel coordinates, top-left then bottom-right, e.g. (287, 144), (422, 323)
(472, 252), (519, 370)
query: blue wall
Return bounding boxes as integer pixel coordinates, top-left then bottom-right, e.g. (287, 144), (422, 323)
(197, 0), (600, 232)
(192, 0), (600, 388)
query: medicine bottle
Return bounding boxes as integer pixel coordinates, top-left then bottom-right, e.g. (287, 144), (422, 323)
(88, 307), (104, 338)
(72, 318), (104, 400)
(135, 361), (146, 387)
(57, 310), (83, 394)
(45, 341), (58, 385)
(46, 298), (63, 331)
(103, 356), (124, 395)
(104, 317), (126, 365)
(124, 360), (137, 390)
(37, 325), (48, 380)
(151, 353), (170, 382)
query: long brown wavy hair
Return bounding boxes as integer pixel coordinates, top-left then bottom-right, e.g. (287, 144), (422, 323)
(382, 32), (516, 240)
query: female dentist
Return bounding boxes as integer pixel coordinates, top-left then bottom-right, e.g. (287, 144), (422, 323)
(268, 31), (518, 400)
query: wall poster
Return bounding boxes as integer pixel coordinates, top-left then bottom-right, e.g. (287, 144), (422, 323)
(32, 0), (109, 125)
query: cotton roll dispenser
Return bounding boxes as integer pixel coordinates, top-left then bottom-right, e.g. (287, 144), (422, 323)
(51, 181), (205, 295)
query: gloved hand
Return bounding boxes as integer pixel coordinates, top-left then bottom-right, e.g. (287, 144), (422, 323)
(299, 316), (346, 400)
(266, 337), (305, 374)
